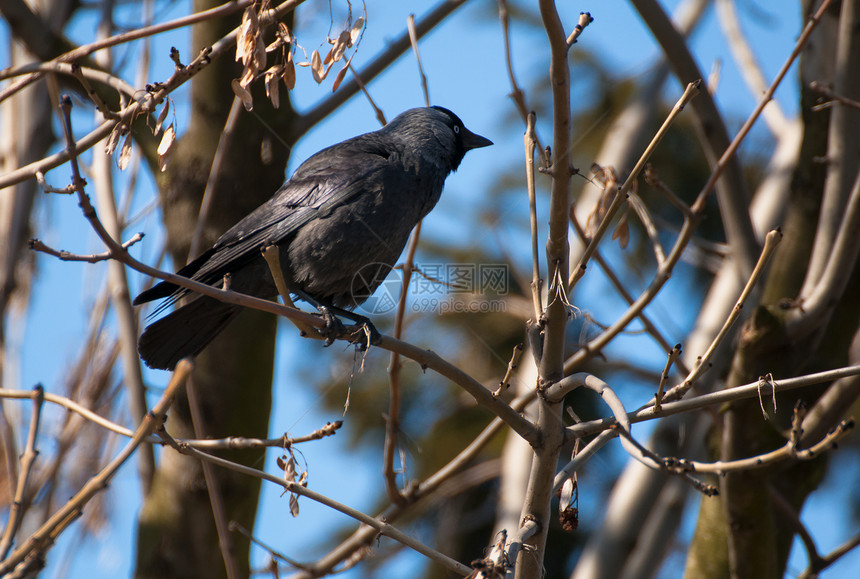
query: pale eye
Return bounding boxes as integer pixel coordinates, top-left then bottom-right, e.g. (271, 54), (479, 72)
(454, 125), (460, 134)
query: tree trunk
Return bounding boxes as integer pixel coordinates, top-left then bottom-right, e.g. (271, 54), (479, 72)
(134, 3), (295, 577)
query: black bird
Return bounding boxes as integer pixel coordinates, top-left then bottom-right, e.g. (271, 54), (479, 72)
(134, 106), (492, 370)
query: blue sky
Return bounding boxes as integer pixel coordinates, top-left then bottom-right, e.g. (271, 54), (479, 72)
(5, 1), (857, 578)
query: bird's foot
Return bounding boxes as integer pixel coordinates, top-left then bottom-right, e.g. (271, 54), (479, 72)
(315, 306), (347, 346)
(313, 305), (381, 349)
(345, 319), (382, 351)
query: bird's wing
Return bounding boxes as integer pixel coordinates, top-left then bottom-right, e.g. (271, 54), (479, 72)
(189, 140), (397, 285)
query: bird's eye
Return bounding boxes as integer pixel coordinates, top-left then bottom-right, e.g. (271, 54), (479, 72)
(453, 125), (460, 134)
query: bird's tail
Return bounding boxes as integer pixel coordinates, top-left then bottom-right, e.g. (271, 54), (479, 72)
(138, 296), (241, 370)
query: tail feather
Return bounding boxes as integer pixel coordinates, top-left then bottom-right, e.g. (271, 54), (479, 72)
(138, 296), (241, 370)
(133, 247), (218, 306)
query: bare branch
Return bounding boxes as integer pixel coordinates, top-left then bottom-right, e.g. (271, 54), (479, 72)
(568, 80), (701, 289)
(0, 386), (43, 559)
(29, 233), (144, 262)
(715, 0), (790, 133)
(566, 364), (860, 438)
(524, 112), (543, 321)
(157, 431), (473, 576)
(0, 360), (192, 576)
(407, 14), (431, 106)
(665, 228), (783, 401)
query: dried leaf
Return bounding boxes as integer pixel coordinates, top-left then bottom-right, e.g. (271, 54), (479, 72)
(235, 7), (256, 64)
(559, 478), (574, 508)
(279, 23), (292, 44)
(559, 506), (579, 532)
(289, 493), (300, 517)
(282, 56), (296, 90)
(265, 67), (280, 109)
(157, 124), (176, 173)
(105, 124), (124, 156)
(311, 50), (324, 83)
(239, 66), (255, 88)
(349, 17), (364, 46)
(253, 35), (266, 71)
(331, 62), (349, 92)
(154, 100), (170, 135)
(331, 30), (350, 63)
(231, 78), (254, 111)
(157, 125), (175, 155)
(117, 131), (133, 171)
(156, 124), (175, 172)
(612, 214), (629, 249)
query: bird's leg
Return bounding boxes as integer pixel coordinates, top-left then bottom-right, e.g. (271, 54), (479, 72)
(323, 305), (382, 350)
(261, 245), (320, 338)
(316, 305), (348, 346)
(293, 290), (380, 348)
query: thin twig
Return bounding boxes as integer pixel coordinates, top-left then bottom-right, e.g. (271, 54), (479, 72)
(563, 0), (827, 373)
(407, 14), (430, 106)
(186, 377), (240, 579)
(0, 62), (136, 101)
(0, 0), (307, 190)
(642, 164), (693, 217)
(229, 522), (314, 572)
(664, 228), (782, 401)
(654, 344), (682, 412)
(809, 80), (860, 111)
(769, 485), (824, 571)
(797, 530), (860, 579)
(525, 112), (543, 321)
(177, 421), (343, 449)
(568, 80), (701, 289)
(494, 343), (524, 397)
(626, 190), (666, 265)
(568, 212), (691, 376)
(565, 12), (594, 48)
(386, 220), (424, 506)
(290, 0), (468, 140)
(0, 361), (192, 576)
(347, 61), (386, 125)
(0, 387), (44, 559)
(29, 233), (144, 262)
(612, 425), (718, 495)
(649, 418), (852, 474)
(715, 0), (789, 134)
(261, 244), (320, 338)
(497, 0), (544, 154)
(0, 388), (342, 449)
(157, 431), (473, 576)
(188, 96), (245, 261)
(564, 364), (860, 438)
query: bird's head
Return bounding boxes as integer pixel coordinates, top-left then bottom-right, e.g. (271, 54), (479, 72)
(385, 107), (492, 171)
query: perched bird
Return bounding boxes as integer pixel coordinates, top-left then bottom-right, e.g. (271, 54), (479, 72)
(134, 106), (492, 370)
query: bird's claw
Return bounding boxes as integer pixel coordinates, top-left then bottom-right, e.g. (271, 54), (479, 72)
(316, 306), (346, 346)
(347, 320), (381, 351)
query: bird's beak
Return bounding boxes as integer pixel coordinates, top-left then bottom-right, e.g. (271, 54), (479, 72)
(462, 127), (493, 150)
